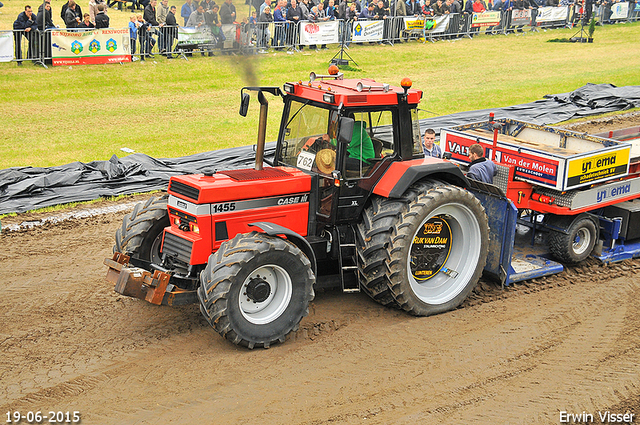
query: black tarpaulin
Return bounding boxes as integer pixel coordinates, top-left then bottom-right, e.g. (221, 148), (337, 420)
(1, 83), (639, 215)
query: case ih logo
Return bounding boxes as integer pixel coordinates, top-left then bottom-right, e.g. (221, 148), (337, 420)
(305, 24), (320, 34)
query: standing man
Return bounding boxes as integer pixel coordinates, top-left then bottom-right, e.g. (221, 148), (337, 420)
(144, 0), (159, 56)
(165, 5), (178, 57)
(220, 0), (236, 23)
(14, 5), (38, 65)
(156, 0), (169, 53)
(95, 3), (110, 27)
(422, 129), (442, 158)
(466, 143), (497, 183)
(181, 0), (195, 25)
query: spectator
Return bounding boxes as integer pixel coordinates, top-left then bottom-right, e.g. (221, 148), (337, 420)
(337, 0), (347, 19)
(206, 4), (226, 46)
(144, 0), (159, 25)
(201, 0), (216, 10)
(187, 4), (206, 25)
(128, 13), (140, 56)
(407, 0), (421, 15)
(257, 4), (272, 51)
(513, 0), (530, 31)
(433, 0), (448, 14)
(89, 0), (108, 23)
(359, 2), (374, 18)
(466, 143), (496, 183)
(181, 0), (196, 25)
(259, 0), (270, 14)
(13, 5), (38, 65)
(165, 5), (178, 57)
(273, 0), (287, 50)
(157, 0), (169, 23)
(64, 0), (82, 28)
(422, 129), (441, 157)
(37, 0), (57, 29)
(326, 0), (336, 18)
(220, 0), (236, 23)
(288, 0), (303, 48)
(60, 1), (82, 23)
(78, 12), (95, 27)
(373, 0), (388, 18)
(156, 0), (169, 53)
(423, 0), (435, 15)
(95, 3), (110, 27)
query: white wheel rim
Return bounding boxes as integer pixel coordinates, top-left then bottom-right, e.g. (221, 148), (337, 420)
(573, 227), (591, 255)
(407, 203), (482, 305)
(239, 265), (292, 325)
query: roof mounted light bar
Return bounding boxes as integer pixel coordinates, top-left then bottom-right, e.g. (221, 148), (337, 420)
(356, 81), (390, 93)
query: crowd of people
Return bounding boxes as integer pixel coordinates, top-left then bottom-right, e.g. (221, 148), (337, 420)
(11, 0), (636, 63)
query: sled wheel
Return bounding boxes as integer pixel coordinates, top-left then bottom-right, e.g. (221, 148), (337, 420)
(114, 194), (169, 263)
(547, 215), (598, 264)
(357, 181), (489, 316)
(198, 232), (315, 349)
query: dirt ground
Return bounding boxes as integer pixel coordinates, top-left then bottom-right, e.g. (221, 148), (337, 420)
(2, 114), (640, 425)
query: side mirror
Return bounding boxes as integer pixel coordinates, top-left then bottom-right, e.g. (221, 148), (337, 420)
(337, 117), (354, 145)
(239, 92), (250, 117)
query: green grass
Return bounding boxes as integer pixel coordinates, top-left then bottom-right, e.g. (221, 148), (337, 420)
(1, 4), (639, 170)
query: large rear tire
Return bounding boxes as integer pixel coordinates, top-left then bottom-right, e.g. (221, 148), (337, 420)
(198, 232), (315, 349)
(547, 215), (598, 264)
(113, 194), (169, 263)
(357, 181), (488, 316)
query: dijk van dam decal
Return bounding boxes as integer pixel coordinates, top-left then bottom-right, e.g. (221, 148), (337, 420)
(106, 38), (117, 53)
(70, 40), (83, 55)
(88, 39), (101, 54)
(410, 216), (452, 281)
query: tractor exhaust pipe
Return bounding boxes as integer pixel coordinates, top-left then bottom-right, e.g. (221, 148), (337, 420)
(255, 91), (268, 171)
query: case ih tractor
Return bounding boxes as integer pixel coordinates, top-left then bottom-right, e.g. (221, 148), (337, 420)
(105, 67), (489, 348)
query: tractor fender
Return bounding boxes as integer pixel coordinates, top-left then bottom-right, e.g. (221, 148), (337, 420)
(248, 222), (317, 277)
(373, 158), (470, 198)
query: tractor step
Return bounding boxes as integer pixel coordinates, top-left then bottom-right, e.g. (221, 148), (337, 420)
(337, 226), (360, 293)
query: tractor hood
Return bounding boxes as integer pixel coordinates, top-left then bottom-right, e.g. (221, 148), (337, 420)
(167, 166), (312, 204)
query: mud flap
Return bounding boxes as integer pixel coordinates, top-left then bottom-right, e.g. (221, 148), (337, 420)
(104, 253), (197, 306)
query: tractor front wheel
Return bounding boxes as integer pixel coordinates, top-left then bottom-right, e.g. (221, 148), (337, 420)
(114, 194), (169, 263)
(198, 232), (315, 349)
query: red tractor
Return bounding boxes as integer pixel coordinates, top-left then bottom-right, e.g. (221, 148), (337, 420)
(105, 68), (489, 348)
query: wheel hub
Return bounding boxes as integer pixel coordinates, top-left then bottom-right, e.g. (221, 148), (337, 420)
(245, 277), (271, 303)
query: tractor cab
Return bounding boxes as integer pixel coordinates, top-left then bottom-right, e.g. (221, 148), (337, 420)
(268, 67), (425, 226)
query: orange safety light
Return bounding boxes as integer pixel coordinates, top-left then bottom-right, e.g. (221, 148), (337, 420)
(328, 64), (339, 75)
(400, 77), (412, 89)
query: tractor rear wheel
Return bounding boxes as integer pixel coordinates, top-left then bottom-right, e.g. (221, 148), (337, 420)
(198, 232), (315, 349)
(114, 194), (169, 263)
(547, 215), (598, 264)
(357, 181), (488, 316)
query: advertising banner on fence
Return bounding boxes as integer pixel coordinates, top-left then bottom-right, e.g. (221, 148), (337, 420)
(510, 9), (532, 26)
(178, 27), (216, 44)
(610, 2), (629, 19)
(351, 20), (384, 42)
(0, 31), (13, 62)
(425, 15), (451, 34)
(536, 6), (568, 23)
(471, 11), (501, 27)
(51, 28), (130, 66)
(403, 17), (425, 34)
(300, 21), (340, 45)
